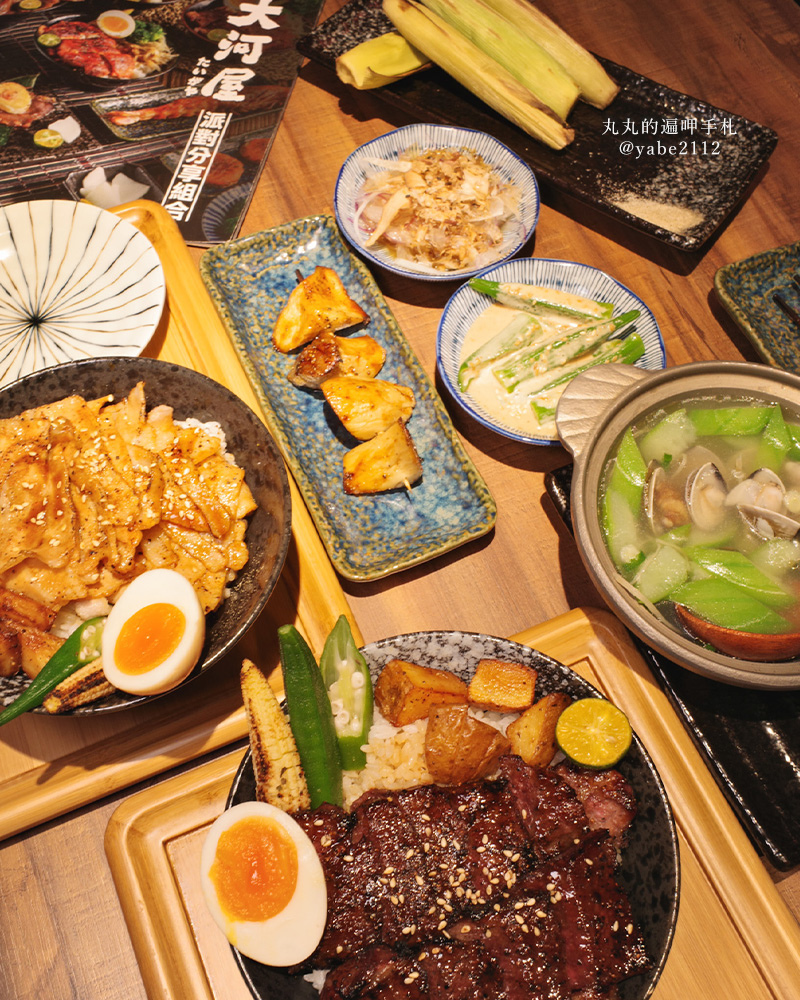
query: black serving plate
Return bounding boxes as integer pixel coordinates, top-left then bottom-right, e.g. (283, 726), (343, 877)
(297, 0), (778, 253)
(227, 631), (679, 1000)
(545, 462), (800, 871)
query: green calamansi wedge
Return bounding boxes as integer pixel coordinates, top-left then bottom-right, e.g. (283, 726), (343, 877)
(320, 615), (374, 771)
(555, 697), (632, 769)
(0, 617), (105, 727)
(278, 625), (343, 808)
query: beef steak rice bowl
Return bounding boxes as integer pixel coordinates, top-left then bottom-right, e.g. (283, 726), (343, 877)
(226, 632), (679, 1000)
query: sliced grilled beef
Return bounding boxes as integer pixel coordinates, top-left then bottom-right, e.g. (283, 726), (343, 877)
(294, 755), (647, 999)
(553, 762), (637, 843)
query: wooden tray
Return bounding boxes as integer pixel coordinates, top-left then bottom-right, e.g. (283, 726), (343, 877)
(105, 607), (800, 1000)
(0, 201), (357, 844)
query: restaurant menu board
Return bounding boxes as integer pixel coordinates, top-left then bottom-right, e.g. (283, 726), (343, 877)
(0, 0), (324, 245)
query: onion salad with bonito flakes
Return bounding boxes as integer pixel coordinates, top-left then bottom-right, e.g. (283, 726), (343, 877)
(353, 146), (522, 274)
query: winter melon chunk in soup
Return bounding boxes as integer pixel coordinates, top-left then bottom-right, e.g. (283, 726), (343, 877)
(600, 397), (800, 653)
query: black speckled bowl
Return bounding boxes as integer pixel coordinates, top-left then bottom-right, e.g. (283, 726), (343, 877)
(0, 356), (292, 714)
(226, 631), (679, 1000)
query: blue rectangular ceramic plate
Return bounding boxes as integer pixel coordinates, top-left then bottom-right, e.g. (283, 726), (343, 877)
(714, 242), (800, 374)
(201, 215), (497, 581)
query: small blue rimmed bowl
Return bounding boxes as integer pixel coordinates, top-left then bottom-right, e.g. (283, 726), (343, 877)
(334, 123), (539, 282)
(436, 257), (665, 446)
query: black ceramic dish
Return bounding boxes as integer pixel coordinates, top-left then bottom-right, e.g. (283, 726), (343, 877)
(226, 631), (679, 1000)
(546, 462), (800, 871)
(35, 14), (180, 89)
(297, 0), (777, 253)
(0, 356), (292, 715)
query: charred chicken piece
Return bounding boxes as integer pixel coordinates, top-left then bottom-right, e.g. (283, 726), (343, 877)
(288, 330), (386, 389)
(322, 377), (415, 441)
(343, 420), (422, 494)
(273, 266), (369, 353)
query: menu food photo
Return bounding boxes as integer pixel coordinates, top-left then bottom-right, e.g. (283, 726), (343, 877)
(0, 0), (324, 244)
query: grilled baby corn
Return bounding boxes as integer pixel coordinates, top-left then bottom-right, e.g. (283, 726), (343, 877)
(240, 658), (310, 812)
(43, 658), (114, 713)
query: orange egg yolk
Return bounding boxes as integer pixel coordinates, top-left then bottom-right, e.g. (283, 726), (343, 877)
(100, 14), (130, 33)
(114, 603), (185, 675)
(210, 816), (299, 922)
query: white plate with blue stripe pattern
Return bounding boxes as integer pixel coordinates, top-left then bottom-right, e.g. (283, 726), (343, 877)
(436, 257), (666, 446)
(0, 200), (165, 389)
(334, 123), (540, 281)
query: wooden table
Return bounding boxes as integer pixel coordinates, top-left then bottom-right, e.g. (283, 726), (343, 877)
(2, 0), (799, 997)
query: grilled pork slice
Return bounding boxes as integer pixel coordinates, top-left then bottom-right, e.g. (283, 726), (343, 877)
(273, 266), (369, 353)
(342, 421), (422, 494)
(289, 331), (386, 388)
(322, 377), (415, 441)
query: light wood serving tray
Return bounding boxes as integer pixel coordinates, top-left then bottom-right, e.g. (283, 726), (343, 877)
(105, 607), (800, 1000)
(0, 201), (356, 843)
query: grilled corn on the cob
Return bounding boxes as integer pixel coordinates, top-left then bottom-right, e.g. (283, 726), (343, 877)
(382, 0), (574, 149)
(42, 658), (114, 713)
(417, 0), (578, 121)
(479, 0), (619, 108)
(240, 658), (310, 812)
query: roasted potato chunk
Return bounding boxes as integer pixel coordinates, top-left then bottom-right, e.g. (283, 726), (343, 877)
(375, 658), (468, 726)
(322, 377), (415, 440)
(506, 692), (573, 768)
(343, 420), (423, 494)
(467, 658), (537, 713)
(273, 266), (368, 352)
(425, 704), (511, 784)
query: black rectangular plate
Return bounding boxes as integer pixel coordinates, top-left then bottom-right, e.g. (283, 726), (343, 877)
(545, 462), (800, 871)
(298, 0), (778, 253)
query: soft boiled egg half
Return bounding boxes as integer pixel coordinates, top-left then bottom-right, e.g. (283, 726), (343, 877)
(101, 568), (205, 696)
(201, 801), (327, 966)
(97, 10), (136, 38)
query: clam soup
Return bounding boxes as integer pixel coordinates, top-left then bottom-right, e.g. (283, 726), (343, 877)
(601, 398), (800, 653)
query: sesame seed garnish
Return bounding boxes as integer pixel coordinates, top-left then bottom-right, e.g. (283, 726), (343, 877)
(626, 924), (634, 935)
